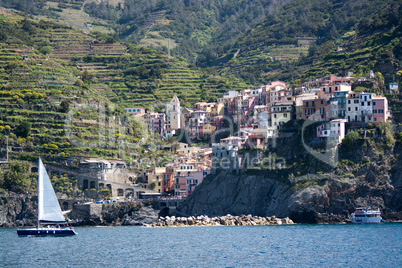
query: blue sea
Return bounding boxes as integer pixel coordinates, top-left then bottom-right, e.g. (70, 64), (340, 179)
(1, 223), (401, 267)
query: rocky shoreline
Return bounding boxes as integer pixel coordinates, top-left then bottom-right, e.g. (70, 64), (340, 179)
(147, 214), (294, 227)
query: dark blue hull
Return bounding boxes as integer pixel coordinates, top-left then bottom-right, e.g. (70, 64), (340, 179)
(17, 228), (76, 237)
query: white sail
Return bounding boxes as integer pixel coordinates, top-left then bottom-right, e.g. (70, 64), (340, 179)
(38, 158), (66, 224)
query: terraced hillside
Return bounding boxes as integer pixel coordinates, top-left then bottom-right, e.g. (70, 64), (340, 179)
(0, 10), (249, 161)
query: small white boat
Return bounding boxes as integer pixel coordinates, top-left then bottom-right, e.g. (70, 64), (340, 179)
(350, 207), (382, 224)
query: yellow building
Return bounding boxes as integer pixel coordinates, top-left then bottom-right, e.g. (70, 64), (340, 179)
(202, 123), (216, 136)
(147, 167), (166, 193)
(271, 102), (293, 128)
(208, 103), (225, 121)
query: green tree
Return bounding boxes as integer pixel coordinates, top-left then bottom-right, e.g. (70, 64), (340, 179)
(15, 121), (31, 138)
(149, 182), (156, 190)
(59, 101), (69, 113)
(342, 131), (359, 147)
(39, 46), (53, 55)
(1, 161), (31, 193)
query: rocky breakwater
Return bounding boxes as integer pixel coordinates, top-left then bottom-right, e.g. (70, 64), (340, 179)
(148, 214), (294, 227)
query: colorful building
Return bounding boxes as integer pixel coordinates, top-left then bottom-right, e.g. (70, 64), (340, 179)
(346, 92), (360, 122)
(143, 112), (166, 136)
(271, 101), (293, 128)
(316, 119), (347, 144)
(372, 96), (389, 122)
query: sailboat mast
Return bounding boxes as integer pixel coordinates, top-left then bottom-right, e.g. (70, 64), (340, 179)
(37, 157), (40, 229)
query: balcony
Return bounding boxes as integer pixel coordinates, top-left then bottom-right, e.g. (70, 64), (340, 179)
(361, 110), (373, 116)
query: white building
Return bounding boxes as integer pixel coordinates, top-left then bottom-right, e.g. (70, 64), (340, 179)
(346, 92), (360, 122)
(316, 119), (347, 144)
(359, 93), (374, 123)
(212, 143), (239, 170)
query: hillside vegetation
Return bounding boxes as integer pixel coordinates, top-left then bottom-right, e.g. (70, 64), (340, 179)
(0, 10), (248, 164)
(1, 0), (401, 88)
(209, 0), (402, 85)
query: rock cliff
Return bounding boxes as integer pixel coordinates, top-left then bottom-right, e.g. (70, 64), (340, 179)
(67, 200), (159, 226)
(180, 168), (401, 223)
(181, 124), (402, 223)
(0, 195), (37, 227)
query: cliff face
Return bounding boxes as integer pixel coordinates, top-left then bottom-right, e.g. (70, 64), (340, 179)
(180, 172), (292, 218)
(181, 126), (402, 223)
(0, 195), (37, 227)
(180, 168), (402, 223)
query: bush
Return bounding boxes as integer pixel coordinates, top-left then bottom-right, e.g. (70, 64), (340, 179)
(15, 121), (31, 138)
(342, 131), (359, 147)
(99, 188), (111, 199)
(0, 161), (31, 193)
(149, 182), (156, 190)
(39, 46), (53, 55)
(59, 101), (69, 113)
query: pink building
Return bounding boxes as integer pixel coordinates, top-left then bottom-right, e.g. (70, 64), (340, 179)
(372, 96), (389, 122)
(241, 96), (259, 124)
(318, 75), (351, 86)
(143, 112), (166, 136)
(213, 116), (225, 129)
(186, 169), (210, 195)
(174, 164), (194, 197)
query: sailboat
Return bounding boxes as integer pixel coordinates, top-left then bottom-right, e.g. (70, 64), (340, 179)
(17, 157), (76, 236)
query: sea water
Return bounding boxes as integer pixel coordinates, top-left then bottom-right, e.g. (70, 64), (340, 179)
(1, 223), (401, 267)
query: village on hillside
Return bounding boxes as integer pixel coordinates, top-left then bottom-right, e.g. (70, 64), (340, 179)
(10, 74), (394, 201)
(109, 74), (396, 199)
